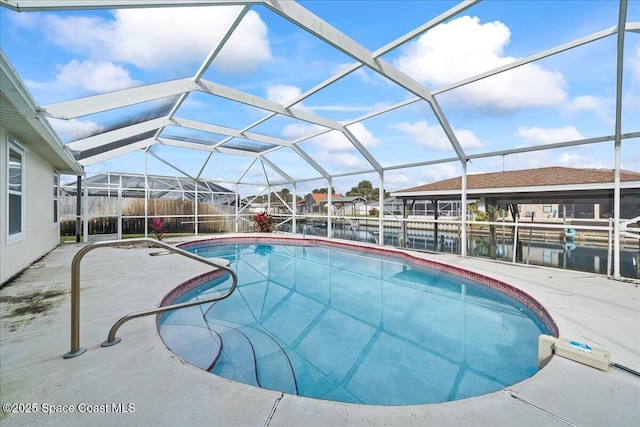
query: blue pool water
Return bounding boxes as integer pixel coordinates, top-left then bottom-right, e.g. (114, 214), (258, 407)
(158, 242), (551, 405)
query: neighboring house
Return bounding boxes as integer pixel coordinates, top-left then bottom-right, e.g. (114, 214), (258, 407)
(299, 194), (375, 216)
(1, 51), (83, 284)
(392, 167), (640, 222)
(268, 201), (300, 215)
(300, 193), (344, 214)
(243, 201), (295, 215)
(332, 196), (368, 216)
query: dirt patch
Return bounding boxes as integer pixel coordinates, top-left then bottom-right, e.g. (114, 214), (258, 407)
(0, 289), (67, 331)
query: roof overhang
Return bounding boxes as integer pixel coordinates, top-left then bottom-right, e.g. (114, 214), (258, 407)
(1, 50), (84, 175)
(392, 181), (640, 205)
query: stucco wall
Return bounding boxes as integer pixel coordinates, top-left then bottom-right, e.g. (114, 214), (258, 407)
(1, 128), (59, 285)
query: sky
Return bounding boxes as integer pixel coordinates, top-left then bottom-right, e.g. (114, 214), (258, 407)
(1, 0), (638, 196)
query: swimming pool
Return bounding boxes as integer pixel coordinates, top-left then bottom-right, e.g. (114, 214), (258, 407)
(158, 237), (557, 406)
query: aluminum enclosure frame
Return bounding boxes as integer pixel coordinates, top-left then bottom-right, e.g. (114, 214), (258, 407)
(1, 0), (636, 278)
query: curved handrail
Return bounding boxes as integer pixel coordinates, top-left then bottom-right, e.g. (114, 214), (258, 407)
(63, 238), (238, 359)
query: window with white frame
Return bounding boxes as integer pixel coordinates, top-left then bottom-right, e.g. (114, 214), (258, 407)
(7, 138), (25, 242)
(54, 172), (60, 224)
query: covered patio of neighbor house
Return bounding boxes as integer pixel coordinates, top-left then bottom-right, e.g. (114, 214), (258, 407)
(392, 167), (640, 278)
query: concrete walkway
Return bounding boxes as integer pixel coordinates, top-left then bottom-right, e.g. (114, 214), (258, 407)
(1, 235), (638, 426)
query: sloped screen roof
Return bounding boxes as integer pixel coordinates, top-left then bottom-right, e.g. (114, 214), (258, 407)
(1, 1), (638, 193)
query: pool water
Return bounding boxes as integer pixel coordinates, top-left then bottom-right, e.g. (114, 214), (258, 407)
(158, 242), (550, 405)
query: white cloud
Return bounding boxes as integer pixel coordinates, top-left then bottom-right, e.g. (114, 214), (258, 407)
(24, 60), (138, 100)
(417, 163), (459, 184)
(511, 151), (608, 171)
(282, 122), (379, 152)
(345, 123), (381, 149)
(43, 7), (271, 75)
(333, 62), (369, 83)
(7, 10), (40, 29)
(48, 118), (105, 143)
(517, 126), (584, 145)
(477, 145), (613, 172)
(310, 124), (380, 152)
(562, 95), (614, 125)
(556, 152), (608, 169)
(383, 172), (413, 192)
(391, 120), (483, 150)
(281, 122), (324, 140)
(270, 76), (379, 115)
(56, 60), (139, 92)
(313, 150), (364, 169)
(267, 84), (303, 105)
(390, 121), (441, 148)
(455, 129), (484, 150)
(624, 43), (640, 110)
(314, 131), (355, 151)
(394, 16), (567, 112)
(307, 105), (374, 113)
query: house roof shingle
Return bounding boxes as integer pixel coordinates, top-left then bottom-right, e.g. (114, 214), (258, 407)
(309, 193), (343, 204)
(395, 167), (640, 194)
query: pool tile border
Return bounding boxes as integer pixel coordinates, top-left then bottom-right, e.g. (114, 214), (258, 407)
(175, 235), (559, 337)
(156, 269), (228, 326)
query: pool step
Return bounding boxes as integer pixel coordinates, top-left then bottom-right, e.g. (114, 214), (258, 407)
(209, 323), (297, 394)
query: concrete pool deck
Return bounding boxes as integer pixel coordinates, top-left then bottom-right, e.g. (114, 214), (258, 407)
(1, 234), (638, 426)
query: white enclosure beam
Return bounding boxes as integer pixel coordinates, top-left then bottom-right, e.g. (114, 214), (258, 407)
(460, 161), (467, 257)
(147, 150), (195, 180)
(433, 25), (621, 96)
(43, 78), (197, 119)
(158, 137), (221, 153)
(1, 1), (259, 12)
(197, 79), (341, 131)
(430, 97), (467, 161)
(67, 117), (172, 151)
(613, 0), (628, 279)
(196, 152), (214, 180)
(381, 132), (640, 173)
(172, 117), (294, 147)
(159, 6), (250, 139)
(342, 126), (382, 173)
(160, 137), (262, 158)
(214, 146), (265, 158)
(194, 5), (250, 81)
(347, 23), (628, 134)
(265, 0), (467, 162)
(205, 0), (474, 151)
(260, 156), (294, 184)
(279, 0), (479, 112)
(290, 146), (331, 180)
(158, 10), (250, 138)
(375, 1), (480, 56)
(78, 138), (155, 165)
(378, 171), (384, 246)
(0, 50), (84, 175)
(265, 0), (434, 103)
(467, 132), (640, 160)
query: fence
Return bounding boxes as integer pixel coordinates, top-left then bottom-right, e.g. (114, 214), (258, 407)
(60, 193), (639, 279)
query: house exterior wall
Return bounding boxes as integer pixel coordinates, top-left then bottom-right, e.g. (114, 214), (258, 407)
(1, 128), (59, 285)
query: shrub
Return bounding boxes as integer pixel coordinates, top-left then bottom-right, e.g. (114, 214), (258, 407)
(149, 217), (168, 240)
(254, 211), (274, 232)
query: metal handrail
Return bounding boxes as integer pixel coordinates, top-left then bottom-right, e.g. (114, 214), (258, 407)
(63, 238), (238, 359)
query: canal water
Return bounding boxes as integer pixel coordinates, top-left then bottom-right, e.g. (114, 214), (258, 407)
(288, 223), (639, 279)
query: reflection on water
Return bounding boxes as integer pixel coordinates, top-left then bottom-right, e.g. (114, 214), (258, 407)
(287, 223), (638, 279)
